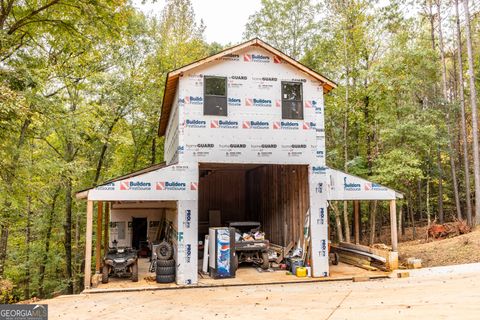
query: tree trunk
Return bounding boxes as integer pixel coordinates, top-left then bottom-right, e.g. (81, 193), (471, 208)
(64, 177), (73, 294)
(428, 0), (444, 224)
(24, 196), (32, 299)
(39, 188), (60, 298)
(409, 200), (416, 239)
(463, 0), (480, 225)
(151, 136), (157, 165)
(455, 0), (472, 225)
(0, 116), (32, 278)
(369, 200), (377, 245)
(417, 179), (423, 221)
(343, 201), (351, 243)
(427, 175), (431, 226)
(330, 202), (344, 242)
(437, 0), (462, 220)
(437, 147), (444, 223)
(93, 117), (120, 185)
(398, 204), (403, 240)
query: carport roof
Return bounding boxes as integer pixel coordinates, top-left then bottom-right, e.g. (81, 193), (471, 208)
(75, 162), (170, 199)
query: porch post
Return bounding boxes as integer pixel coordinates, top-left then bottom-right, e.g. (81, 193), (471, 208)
(389, 199), (398, 251)
(84, 200), (94, 289)
(95, 201), (103, 273)
(354, 200), (360, 244)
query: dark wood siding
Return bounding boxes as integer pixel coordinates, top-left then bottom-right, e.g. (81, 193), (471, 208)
(198, 170), (246, 226)
(198, 164), (309, 247)
(246, 165), (309, 246)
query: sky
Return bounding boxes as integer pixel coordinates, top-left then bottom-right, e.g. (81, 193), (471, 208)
(133, 0), (263, 45)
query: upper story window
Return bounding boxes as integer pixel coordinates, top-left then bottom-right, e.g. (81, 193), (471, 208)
(204, 76), (227, 116)
(282, 82), (303, 120)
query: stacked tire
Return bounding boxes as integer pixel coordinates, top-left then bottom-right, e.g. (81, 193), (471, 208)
(156, 241), (175, 283)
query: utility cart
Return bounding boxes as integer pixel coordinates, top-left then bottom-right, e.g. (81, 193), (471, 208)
(229, 221), (270, 271)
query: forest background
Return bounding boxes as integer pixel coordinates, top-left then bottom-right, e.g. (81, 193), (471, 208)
(0, 0), (479, 300)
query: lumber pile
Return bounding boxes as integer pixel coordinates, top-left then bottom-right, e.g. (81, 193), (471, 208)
(331, 242), (389, 271)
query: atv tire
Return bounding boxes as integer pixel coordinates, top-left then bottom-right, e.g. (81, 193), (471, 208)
(156, 266), (175, 275)
(156, 274), (175, 283)
(131, 261), (138, 282)
(156, 241), (173, 260)
(232, 254), (239, 272)
(261, 252), (270, 270)
(157, 258), (175, 267)
(102, 265), (109, 284)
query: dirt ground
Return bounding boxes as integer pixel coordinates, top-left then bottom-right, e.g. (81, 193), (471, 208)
(41, 268), (480, 320)
(399, 226), (480, 267)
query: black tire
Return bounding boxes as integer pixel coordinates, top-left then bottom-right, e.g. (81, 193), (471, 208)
(102, 265), (109, 284)
(156, 241), (173, 260)
(131, 261), (138, 282)
(156, 274), (175, 283)
(232, 254), (239, 272)
(332, 252), (339, 265)
(156, 266), (175, 275)
(156, 259), (175, 267)
(261, 252), (270, 270)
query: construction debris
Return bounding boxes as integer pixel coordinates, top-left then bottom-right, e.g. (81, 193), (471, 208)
(407, 258), (422, 269)
(331, 242), (391, 271)
(427, 219), (471, 240)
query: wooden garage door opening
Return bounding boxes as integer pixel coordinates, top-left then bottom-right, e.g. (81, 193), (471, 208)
(198, 163), (309, 247)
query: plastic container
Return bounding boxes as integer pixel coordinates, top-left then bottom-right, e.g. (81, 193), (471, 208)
(290, 258), (304, 274)
(296, 267), (307, 277)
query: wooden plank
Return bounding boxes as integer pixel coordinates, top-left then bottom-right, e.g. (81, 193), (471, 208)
(95, 201), (103, 273)
(339, 241), (374, 254)
(354, 200), (360, 244)
(103, 202), (109, 256)
(274, 241), (294, 264)
(332, 245), (387, 263)
(84, 200), (94, 289)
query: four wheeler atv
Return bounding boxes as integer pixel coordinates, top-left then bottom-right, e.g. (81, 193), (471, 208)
(229, 221), (270, 271)
(102, 247), (138, 283)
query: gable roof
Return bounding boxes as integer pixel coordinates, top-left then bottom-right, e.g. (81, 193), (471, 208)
(158, 38), (337, 136)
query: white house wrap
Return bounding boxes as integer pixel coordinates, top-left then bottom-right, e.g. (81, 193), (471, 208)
(78, 39), (401, 288)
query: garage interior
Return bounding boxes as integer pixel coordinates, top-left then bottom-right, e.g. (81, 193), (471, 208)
(198, 163), (310, 249)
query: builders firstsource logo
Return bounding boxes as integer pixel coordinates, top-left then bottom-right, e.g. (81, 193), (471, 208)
(364, 182), (387, 191)
(243, 121), (269, 129)
(120, 181), (152, 191)
(185, 96), (203, 105)
(185, 119), (207, 128)
(303, 122), (316, 130)
(156, 181), (187, 191)
(312, 166), (326, 175)
(245, 98), (272, 107)
(210, 120), (239, 129)
(228, 97), (241, 106)
(273, 121), (300, 130)
(305, 100), (317, 108)
(244, 53), (270, 63)
(343, 177), (361, 191)
(95, 182), (114, 191)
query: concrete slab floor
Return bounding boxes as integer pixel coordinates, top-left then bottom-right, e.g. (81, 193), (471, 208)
(43, 269), (480, 319)
(88, 258), (388, 293)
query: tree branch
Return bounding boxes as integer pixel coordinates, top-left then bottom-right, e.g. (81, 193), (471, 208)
(7, 0), (61, 35)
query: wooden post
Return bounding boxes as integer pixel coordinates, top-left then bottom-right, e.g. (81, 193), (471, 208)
(103, 203), (110, 256)
(95, 202), (103, 273)
(390, 199), (398, 252)
(354, 200), (360, 244)
(84, 200), (94, 289)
